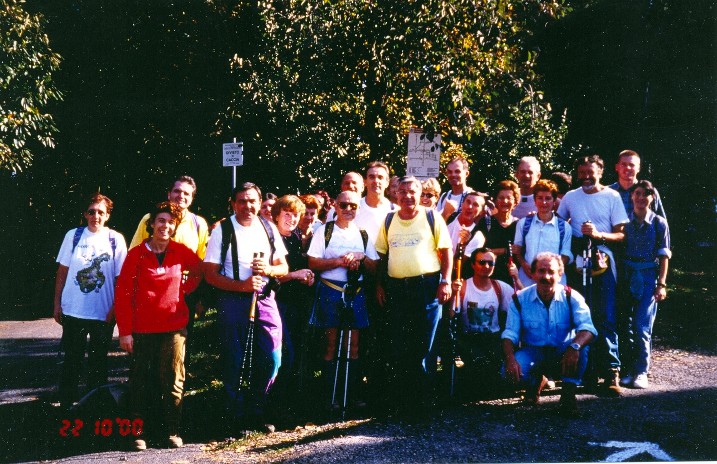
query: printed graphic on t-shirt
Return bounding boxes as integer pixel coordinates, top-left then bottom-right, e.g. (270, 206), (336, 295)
(388, 232), (422, 248)
(74, 252), (110, 293)
(466, 301), (495, 333)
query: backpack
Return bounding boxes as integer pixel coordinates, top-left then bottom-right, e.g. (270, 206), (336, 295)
(384, 208), (436, 241)
(323, 220), (368, 252)
(72, 227), (117, 259)
(438, 191), (468, 225)
(520, 214), (566, 254)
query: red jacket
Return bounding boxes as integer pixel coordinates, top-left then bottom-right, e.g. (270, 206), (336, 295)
(115, 240), (201, 336)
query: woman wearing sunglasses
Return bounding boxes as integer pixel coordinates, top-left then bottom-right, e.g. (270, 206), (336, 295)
(420, 178), (441, 209)
(53, 193), (128, 410)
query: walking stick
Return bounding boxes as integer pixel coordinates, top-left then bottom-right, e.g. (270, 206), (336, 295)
(507, 240), (519, 292)
(450, 242), (465, 397)
(238, 252), (263, 392)
(331, 285), (356, 419)
(582, 223), (593, 309)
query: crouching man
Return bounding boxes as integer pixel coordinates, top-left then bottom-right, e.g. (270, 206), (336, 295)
(501, 252), (596, 417)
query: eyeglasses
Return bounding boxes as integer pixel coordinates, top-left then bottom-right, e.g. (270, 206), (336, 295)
(87, 209), (107, 217)
(338, 202), (358, 211)
(476, 260), (495, 267)
(421, 192), (435, 199)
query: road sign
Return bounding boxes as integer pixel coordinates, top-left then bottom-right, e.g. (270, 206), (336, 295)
(223, 142), (244, 166)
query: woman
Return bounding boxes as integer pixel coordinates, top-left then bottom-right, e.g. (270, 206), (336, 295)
(420, 178), (441, 209)
(54, 193), (128, 409)
(115, 202), (201, 450)
(618, 180), (670, 390)
(512, 179), (573, 286)
(477, 180), (520, 285)
(271, 195), (315, 394)
(307, 191), (378, 410)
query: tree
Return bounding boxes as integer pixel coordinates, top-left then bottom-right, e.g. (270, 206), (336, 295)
(0, 0), (62, 172)
(221, 0), (572, 192)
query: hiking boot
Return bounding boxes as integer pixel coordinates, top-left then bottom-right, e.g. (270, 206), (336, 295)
(524, 375), (549, 405)
(133, 439), (147, 451)
(604, 369), (623, 397)
(619, 374), (634, 387)
(558, 383), (580, 418)
(632, 373), (649, 389)
(167, 435), (183, 448)
(454, 356), (465, 368)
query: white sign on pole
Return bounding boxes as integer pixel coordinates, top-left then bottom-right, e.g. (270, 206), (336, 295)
(406, 128), (440, 179)
(223, 142), (244, 167)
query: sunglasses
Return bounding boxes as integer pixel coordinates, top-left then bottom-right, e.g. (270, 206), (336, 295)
(476, 260), (495, 267)
(86, 209), (107, 217)
(421, 192), (435, 199)
(338, 202), (358, 211)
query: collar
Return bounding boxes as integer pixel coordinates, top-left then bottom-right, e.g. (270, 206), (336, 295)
(629, 209), (656, 226)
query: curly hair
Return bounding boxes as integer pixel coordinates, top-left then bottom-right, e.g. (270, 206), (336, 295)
(145, 201), (182, 236)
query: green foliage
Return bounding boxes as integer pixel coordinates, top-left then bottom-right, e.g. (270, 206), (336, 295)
(222, 0), (572, 191)
(0, 0), (62, 172)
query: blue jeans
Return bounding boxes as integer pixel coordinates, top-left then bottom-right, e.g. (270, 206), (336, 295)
(217, 291), (282, 420)
(583, 269), (620, 374)
(385, 273), (442, 406)
(619, 267), (659, 375)
(503, 345), (590, 387)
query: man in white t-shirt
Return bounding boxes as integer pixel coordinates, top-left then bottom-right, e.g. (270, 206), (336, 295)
(557, 154), (628, 397)
(512, 156), (541, 219)
(436, 157), (474, 222)
(353, 161), (396, 245)
(203, 182), (289, 432)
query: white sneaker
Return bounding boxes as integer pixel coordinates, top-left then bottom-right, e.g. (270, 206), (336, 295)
(633, 373), (649, 389)
(619, 374), (634, 386)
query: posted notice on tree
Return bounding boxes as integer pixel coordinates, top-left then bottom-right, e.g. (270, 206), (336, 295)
(222, 142), (244, 166)
(406, 129), (440, 179)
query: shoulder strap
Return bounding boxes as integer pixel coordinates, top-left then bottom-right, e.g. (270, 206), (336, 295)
(360, 229), (368, 252)
(426, 209), (436, 240)
(258, 216), (276, 263)
(565, 285), (573, 327)
(384, 211), (396, 236)
(72, 226), (86, 253)
(445, 211), (459, 225)
(557, 217), (566, 254)
(511, 292), (521, 313)
(437, 192), (448, 210)
(521, 215), (535, 244)
(468, 223), (482, 244)
(490, 279), (503, 312)
(190, 212), (201, 236)
(219, 218), (239, 280)
(324, 221), (335, 249)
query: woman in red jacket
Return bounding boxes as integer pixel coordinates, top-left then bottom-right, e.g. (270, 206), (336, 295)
(115, 202), (201, 451)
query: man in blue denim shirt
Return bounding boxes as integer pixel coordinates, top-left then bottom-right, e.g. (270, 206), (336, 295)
(502, 252), (597, 417)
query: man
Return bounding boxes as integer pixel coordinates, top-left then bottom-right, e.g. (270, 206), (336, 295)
(307, 190), (378, 411)
(354, 161), (396, 245)
(609, 150), (667, 219)
(375, 176), (453, 414)
(436, 157), (474, 220)
(512, 156), (541, 219)
(202, 182), (289, 431)
(446, 191), (486, 271)
(502, 252), (596, 417)
(557, 155), (628, 396)
(129, 175), (209, 258)
(451, 248), (516, 398)
(325, 171), (366, 222)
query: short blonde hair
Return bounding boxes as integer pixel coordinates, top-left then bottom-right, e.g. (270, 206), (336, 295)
(421, 177), (441, 196)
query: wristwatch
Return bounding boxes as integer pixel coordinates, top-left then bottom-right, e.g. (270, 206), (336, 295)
(439, 278), (450, 285)
(569, 342), (582, 351)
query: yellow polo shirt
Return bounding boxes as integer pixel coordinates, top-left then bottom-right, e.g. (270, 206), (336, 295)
(129, 211), (209, 259)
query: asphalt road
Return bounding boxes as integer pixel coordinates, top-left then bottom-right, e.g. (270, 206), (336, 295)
(1, 317), (716, 463)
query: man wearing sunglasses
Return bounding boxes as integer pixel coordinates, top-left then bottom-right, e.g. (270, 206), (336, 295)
(451, 248), (516, 399)
(502, 252), (596, 417)
(375, 176), (453, 417)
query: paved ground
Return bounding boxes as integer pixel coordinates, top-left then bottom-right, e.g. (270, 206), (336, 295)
(1, 315), (717, 463)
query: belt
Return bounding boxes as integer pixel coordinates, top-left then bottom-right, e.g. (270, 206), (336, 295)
(320, 278), (361, 294)
(387, 271), (440, 285)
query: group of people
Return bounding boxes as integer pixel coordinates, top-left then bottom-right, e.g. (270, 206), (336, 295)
(53, 149), (671, 449)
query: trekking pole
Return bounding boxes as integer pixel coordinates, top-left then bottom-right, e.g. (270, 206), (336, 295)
(507, 240), (519, 292)
(342, 328), (351, 420)
(330, 327), (344, 412)
(450, 242), (465, 397)
(238, 252), (263, 391)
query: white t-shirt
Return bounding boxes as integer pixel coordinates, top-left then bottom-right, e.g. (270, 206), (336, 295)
(447, 218), (485, 257)
(307, 222), (379, 281)
(353, 197), (395, 246)
(204, 216), (288, 281)
(56, 227), (128, 321)
(461, 279), (514, 334)
(512, 194), (537, 219)
(557, 187), (629, 238)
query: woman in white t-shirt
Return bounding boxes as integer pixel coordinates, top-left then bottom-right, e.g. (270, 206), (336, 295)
(53, 193), (127, 409)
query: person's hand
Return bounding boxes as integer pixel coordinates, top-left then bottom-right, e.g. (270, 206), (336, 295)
(251, 255), (271, 276)
(510, 244), (522, 257)
(561, 347), (580, 377)
(53, 305), (63, 325)
(297, 269), (314, 286)
(451, 279), (463, 294)
(119, 335), (134, 354)
(654, 286), (667, 302)
(244, 275), (265, 293)
(457, 229), (470, 244)
(508, 262), (520, 280)
(376, 284), (386, 307)
(194, 301), (206, 319)
(341, 252), (365, 270)
(504, 357), (522, 384)
(437, 282), (451, 304)
(581, 222), (599, 239)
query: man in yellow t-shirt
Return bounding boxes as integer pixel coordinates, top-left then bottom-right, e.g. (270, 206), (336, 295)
(129, 175), (209, 258)
(375, 176), (453, 416)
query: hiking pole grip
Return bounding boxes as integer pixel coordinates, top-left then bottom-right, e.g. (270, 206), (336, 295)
(248, 252), (264, 321)
(507, 240), (518, 292)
